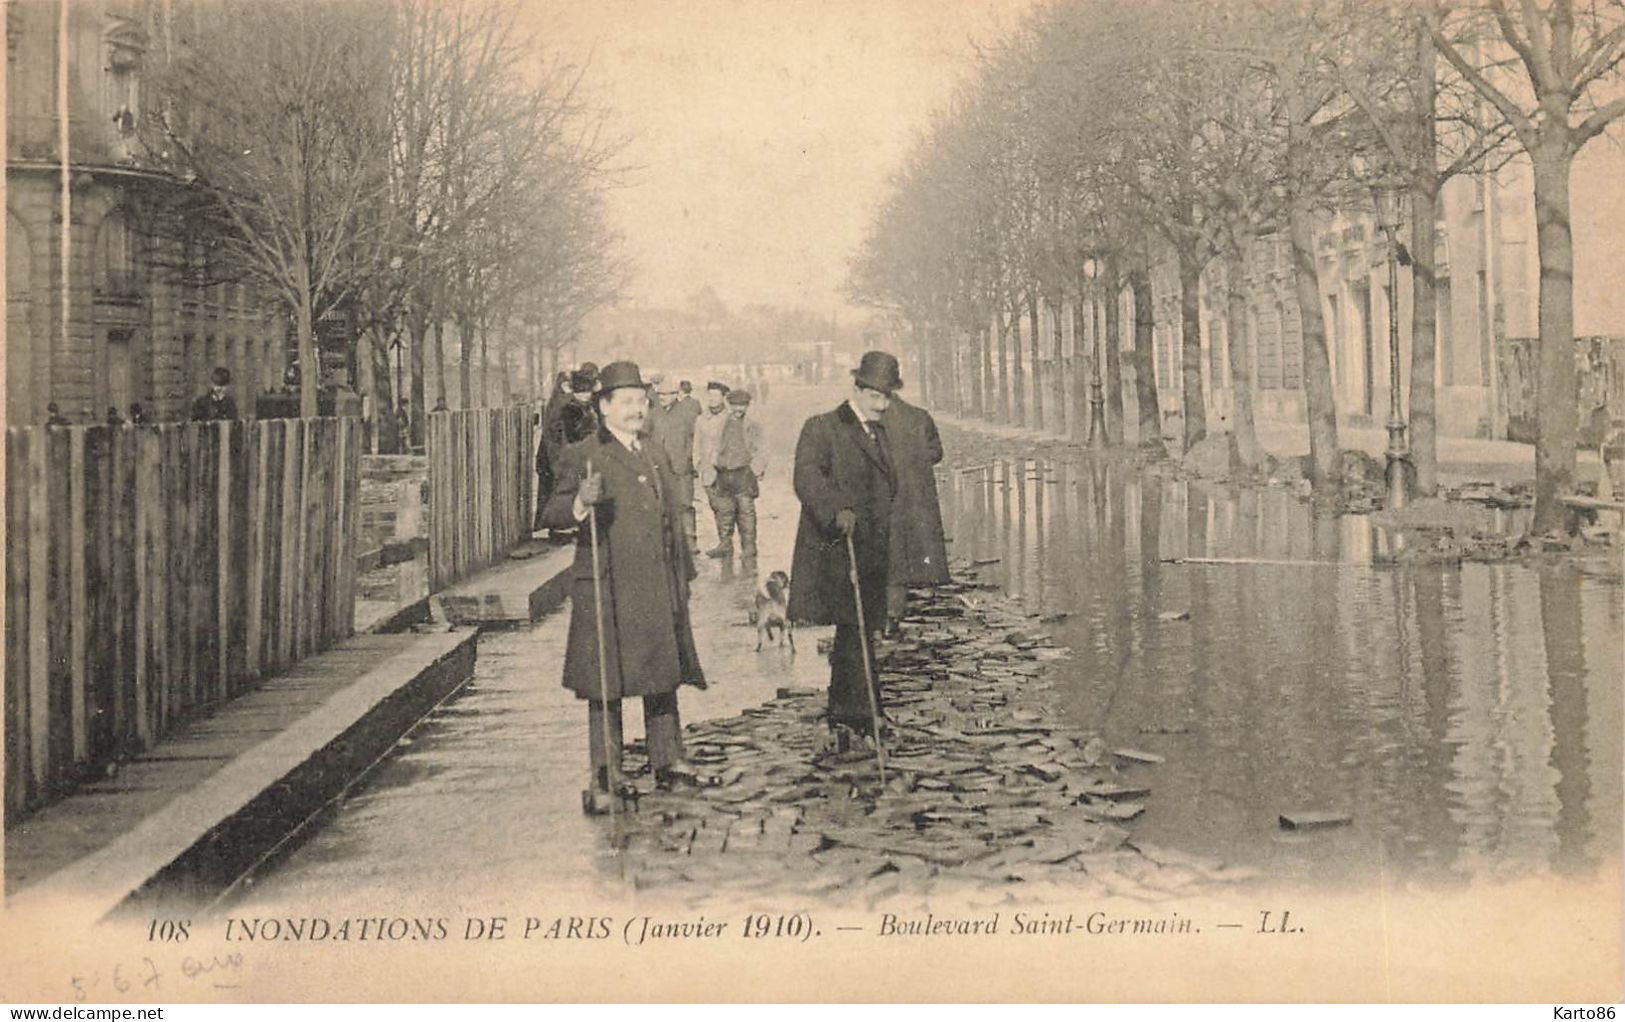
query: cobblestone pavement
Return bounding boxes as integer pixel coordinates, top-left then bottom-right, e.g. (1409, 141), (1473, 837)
(234, 385), (1258, 914)
(594, 566), (1261, 909)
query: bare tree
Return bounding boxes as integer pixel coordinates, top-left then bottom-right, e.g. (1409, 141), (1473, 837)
(1432, 0), (1625, 531)
(147, 0), (396, 418)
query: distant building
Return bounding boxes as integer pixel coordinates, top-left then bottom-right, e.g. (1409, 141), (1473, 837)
(5, 0), (286, 425)
(1144, 141), (1625, 441)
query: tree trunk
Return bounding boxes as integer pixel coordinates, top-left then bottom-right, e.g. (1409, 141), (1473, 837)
(995, 305), (1011, 425)
(1027, 290), (1043, 432)
(1286, 81), (1340, 498)
(478, 321), (490, 407)
(409, 316), (427, 447)
(1008, 296), (1026, 428)
(1408, 16), (1441, 497)
(458, 315), (474, 409)
(1072, 293), (1089, 441)
(431, 319), (448, 411)
(949, 325), (964, 416)
(1289, 188), (1341, 497)
(977, 323), (991, 420)
(1176, 251), (1208, 451)
(1225, 247), (1259, 469)
(912, 320), (928, 407)
(1103, 270), (1125, 445)
(295, 286), (318, 419)
(1529, 140), (1578, 533)
(1049, 294), (1066, 436)
(1128, 265), (1163, 452)
(368, 330), (395, 453)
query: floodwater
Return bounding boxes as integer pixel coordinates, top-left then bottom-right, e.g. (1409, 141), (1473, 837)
(939, 447), (1624, 889)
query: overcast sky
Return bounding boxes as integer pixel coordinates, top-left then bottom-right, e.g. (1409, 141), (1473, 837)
(530, 0), (1033, 316)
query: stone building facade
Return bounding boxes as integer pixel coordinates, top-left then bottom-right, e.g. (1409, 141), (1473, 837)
(5, 0), (286, 425)
(1144, 137), (1625, 442)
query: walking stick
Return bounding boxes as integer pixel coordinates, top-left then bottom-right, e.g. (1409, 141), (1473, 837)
(844, 531), (888, 786)
(585, 459), (620, 840)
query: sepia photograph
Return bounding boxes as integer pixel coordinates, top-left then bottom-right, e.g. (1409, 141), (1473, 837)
(1, 0), (1621, 1005)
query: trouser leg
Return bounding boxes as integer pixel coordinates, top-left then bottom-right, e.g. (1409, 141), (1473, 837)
(735, 493), (758, 558)
(587, 699), (625, 789)
(708, 485), (735, 546)
(886, 582), (907, 623)
(828, 623), (883, 726)
(643, 692), (684, 769)
(534, 472), (553, 532)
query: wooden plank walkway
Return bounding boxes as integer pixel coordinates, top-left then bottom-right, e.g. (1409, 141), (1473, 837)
(430, 541), (575, 626)
(4, 629), (476, 922)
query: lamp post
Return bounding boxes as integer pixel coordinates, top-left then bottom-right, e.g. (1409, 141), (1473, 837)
(1372, 184), (1414, 509)
(1083, 257), (1107, 449)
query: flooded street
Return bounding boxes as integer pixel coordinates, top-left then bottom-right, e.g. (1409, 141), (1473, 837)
(939, 436), (1624, 889)
(234, 388), (1621, 913)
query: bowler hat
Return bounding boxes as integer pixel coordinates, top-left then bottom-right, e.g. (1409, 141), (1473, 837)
(852, 350), (903, 394)
(211, 366), (232, 386)
(595, 360), (647, 394)
(569, 370), (596, 393)
(726, 389), (751, 406)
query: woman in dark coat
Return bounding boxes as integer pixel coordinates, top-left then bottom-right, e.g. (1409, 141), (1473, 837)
(541, 361), (711, 812)
(879, 394), (950, 631)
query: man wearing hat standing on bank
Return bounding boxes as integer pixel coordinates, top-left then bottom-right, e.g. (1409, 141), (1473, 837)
(789, 351), (902, 738)
(541, 360), (714, 813)
(191, 366), (239, 421)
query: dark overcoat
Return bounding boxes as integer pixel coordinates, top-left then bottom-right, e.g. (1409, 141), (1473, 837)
(788, 402), (897, 627)
(881, 397), (950, 586)
(542, 431), (705, 700)
(648, 399), (702, 507)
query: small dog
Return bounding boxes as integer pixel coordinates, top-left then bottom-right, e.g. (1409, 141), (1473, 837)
(752, 571), (794, 653)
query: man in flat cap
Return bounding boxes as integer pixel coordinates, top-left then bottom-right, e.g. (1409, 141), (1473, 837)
(702, 388), (766, 561)
(789, 350), (902, 738)
(191, 366), (239, 422)
(540, 360), (713, 812)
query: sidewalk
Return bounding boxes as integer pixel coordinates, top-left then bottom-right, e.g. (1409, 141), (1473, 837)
(2, 544), (574, 922)
(935, 408), (1601, 485)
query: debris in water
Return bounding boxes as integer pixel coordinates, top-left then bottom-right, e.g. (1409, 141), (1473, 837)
(1113, 748), (1165, 766)
(1278, 811), (1353, 831)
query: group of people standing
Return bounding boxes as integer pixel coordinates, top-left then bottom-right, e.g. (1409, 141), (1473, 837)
(539, 351), (947, 813)
(534, 365), (769, 563)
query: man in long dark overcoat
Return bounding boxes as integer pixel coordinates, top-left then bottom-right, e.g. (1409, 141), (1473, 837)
(541, 361), (711, 811)
(880, 393), (949, 633)
(789, 351), (902, 735)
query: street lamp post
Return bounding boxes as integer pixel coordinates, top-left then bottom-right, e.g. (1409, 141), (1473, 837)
(1083, 257), (1107, 450)
(1372, 185), (1414, 509)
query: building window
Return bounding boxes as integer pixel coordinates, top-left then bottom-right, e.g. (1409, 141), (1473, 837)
(93, 211), (141, 301)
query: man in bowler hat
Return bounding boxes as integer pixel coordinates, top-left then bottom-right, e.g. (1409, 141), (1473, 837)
(789, 351), (902, 738)
(540, 361), (714, 812)
(192, 366), (239, 421)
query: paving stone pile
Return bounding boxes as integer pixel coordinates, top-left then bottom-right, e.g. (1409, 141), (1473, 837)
(602, 563), (1261, 908)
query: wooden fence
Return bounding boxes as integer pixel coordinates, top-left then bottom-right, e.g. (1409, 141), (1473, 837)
(425, 407), (537, 592)
(1499, 335), (1625, 445)
(4, 418), (362, 816)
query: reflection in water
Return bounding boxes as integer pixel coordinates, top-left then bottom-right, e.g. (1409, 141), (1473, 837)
(941, 453), (1623, 887)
